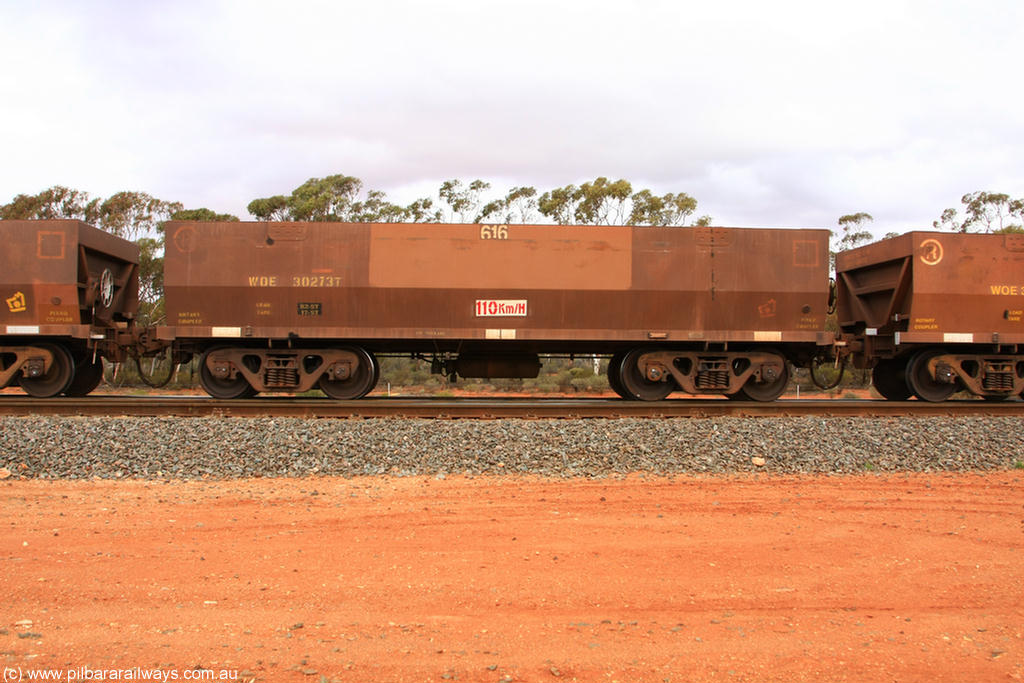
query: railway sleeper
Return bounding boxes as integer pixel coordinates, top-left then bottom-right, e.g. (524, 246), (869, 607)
(635, 350), (788, 398)
(202, 347), (365, 394)
(914, 353), (1024, 398)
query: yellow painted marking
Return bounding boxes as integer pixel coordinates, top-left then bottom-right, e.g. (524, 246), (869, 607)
(248, 275), (279, 286)
(44, 309), (74, 324)
(920, 238), (943, 266)
(6, 291), (26, 313)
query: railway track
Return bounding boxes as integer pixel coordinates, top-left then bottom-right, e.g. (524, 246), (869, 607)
(1, 395), (1022, 418)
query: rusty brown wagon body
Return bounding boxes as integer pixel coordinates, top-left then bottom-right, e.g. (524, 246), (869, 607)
(0, 220), (139, 396)
(160, 221), (831, 400)
(836, 231), (1024, 401)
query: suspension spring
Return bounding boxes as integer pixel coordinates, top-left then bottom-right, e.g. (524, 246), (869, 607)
(696, 370), (730, 389)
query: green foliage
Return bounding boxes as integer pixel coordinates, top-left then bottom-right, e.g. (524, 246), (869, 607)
(351, 189), (404, 222)
(403, 197), (442, 223)
(136, 237), (165, 324)
(574, 177), (633, 225)
(96, 191), (183, 239)
(538, 178), (709, 226)
(289, 174), (363, 221)
(537, 184), (580, 224)
(171, 208), (239, 222)
(830, 212), (874, 271)
(439, 178), (490, 222)
(934, 191), (1024, 233)
(0, 185), (98, 221)
(836, 212), (874, 249)
(961, 191), (1019, 233)
(477, 186), (539, 223)
(368, 355), (612, 396)
(629, 189), (698, 226)
(246, 195), (290, 221)
(247, 175), (439, 223)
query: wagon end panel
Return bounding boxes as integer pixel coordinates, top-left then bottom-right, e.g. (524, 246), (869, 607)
(1, 220), (79, 332)
(835, 232), (916, 334)
(1, 220), (138, 336)
(74, 222), (141, 326)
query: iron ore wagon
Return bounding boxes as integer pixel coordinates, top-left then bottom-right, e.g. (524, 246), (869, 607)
(836, 231), (1024, 401)
(0, 220), (140, 397)
(159, 221), (832, 400)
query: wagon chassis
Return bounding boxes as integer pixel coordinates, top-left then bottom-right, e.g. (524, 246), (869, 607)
(180, 339), (802, 403)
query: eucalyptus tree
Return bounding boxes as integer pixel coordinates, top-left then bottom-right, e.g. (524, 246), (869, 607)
(629, 190), (698, 226)
(248, 174), (439, 223)
(934, 191), (1024, 233)
(476, 186), (539, 223)
(439, 178), (490, 222)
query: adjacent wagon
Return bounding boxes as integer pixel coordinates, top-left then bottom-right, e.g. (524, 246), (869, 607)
(836, 231), (1024, 401)
(0, 220), (139, 397)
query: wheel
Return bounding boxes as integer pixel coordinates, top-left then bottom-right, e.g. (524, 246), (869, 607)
(319, 346), (378, 399)
(18, 344), (74, 398)
(734, 353), (789, 402)
(64, 358), (105, 397)
(200, 347), (257, 399)
(906, 349), (956, 402)
(871, 358), (912, 401)
(369, 352), (381, 390)
(982, 394), (1010, 402)
(618, 348), (675, 401)
(606, 351), (631, 399)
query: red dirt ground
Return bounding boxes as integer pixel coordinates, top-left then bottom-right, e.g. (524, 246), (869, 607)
(2, 473), (1023, 682)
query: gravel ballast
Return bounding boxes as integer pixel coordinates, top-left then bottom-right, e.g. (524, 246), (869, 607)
(2, 416), (1023, 480)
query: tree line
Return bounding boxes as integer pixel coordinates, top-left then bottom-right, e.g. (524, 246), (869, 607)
(4, 175), (1020, 234)
(0, 175), (716, 229)
(827, 193), (1024, 264)
(244, 174), (714, 227)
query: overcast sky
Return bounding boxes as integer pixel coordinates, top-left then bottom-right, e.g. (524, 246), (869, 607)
(2, 0), (1021, 236)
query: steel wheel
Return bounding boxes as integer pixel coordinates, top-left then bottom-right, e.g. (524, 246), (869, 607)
(370, 352), (381, 389)
(65, 357), (105, 397)
(200, 347), (257, 399)
(18, 344), (74, 398)
(871, 358), (912, 401)
(606, 351), (631, 399)
(906, 349), (956, 402)
(619, 348), (675, 401)
(319, 346), (378, 400)
(734, 353), (789, 402)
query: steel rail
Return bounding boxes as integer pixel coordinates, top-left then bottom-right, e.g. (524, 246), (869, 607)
(0, 395), (1021, 418)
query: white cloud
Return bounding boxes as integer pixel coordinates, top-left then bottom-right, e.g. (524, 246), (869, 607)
(1, 0), (1021, 235)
